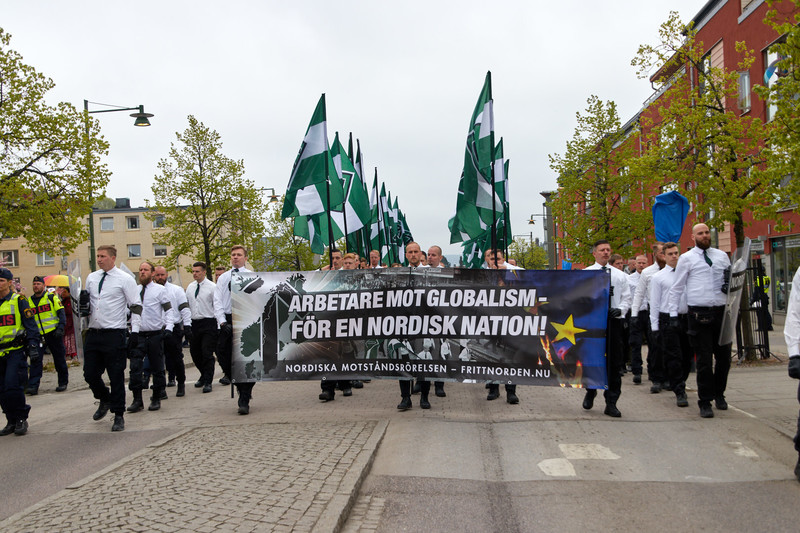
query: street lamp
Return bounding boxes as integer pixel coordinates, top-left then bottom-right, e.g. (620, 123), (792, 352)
(84, 100), (154, 271)
(264, 187), (281, 203)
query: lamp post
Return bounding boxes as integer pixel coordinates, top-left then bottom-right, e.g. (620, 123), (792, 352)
(540, 191), (556, 270)
(84, 100), (154, 271)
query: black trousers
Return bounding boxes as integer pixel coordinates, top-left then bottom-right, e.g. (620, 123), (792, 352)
(629, 311), (648, 376)
(0, 348), (30, 424)
(129, 331), (166, 395)
(83, 329), (128, 415)
(399, 379), (429, 397)
(604, 315), (624, 405)
(191, 318), (217, 385)
(659, 314), (693, 396)
(687, 307), (731, 406)
(164, 324), (186, 384)
(217, 313), (254, 399)
(794, 382), (800, 454)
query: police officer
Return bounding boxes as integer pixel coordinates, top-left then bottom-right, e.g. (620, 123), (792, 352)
(154, 266), (191, 397)
(214, 245), (255, 414)
(783, 264), (800, 481)
(668, 223), (732, 419)
(127, 261), (175, 413)
(186, 261), (217, 393)
(82, 245), (142, 432)
(27, 275), (69, 393)
(0, 268), (39, 436)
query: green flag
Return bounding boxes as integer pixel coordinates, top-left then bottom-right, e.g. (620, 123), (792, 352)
(294, 212), (344, 255)
(331, 132), (371, 234)
(282, 94), (344, 218)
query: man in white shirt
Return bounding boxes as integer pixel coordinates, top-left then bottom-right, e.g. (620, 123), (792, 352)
(128, 261), (176, 413)
(154, 266), (191, 397)
(368, 249), (383, 269)
(582, 239), (632, 417)
(186, 261), (218, 393)
(632, 243), (666, 390)
(214, 245), (255, 414)
(627, 254), (648, 383)
(668, 223), (732, 419)
(81, 245), (142, 432)
(783, 265), (800, 481)
(649, 242), (692, 408)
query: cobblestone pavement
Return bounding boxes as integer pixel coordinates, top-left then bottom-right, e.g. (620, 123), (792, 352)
(1, 421), (386, 533)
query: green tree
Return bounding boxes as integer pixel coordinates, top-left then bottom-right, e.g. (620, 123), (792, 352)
(0, 28), (109, 253)
(147, 116), (266, 277)
(631, 11), (769, 246)
(507, 238), (548, 270)
(752, 0), (800, 228)
(549, 95), (653, 265)
(262, 198), (318, 271)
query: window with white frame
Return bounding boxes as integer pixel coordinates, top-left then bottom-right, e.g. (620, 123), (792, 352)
(1, 250), (19, 267)
(154, 244), (167, 257)
(36, 251), (55, 266)
(152, 215), (165, 229)
(127, 216), (140, 230)
(100, 217), (114, 231)
(128, 244), (141, 258)
(738, 71), (751, 112)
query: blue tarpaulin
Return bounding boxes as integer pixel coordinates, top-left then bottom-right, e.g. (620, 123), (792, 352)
(652, 191), (689, 243)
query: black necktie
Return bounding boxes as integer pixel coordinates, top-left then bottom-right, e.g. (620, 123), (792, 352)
(601, 266), (608, 272)
(703, 250), (713, 266)
(98, 272), (108, 293)
(140, 283), (146, 301)
(195, 283), (200, 298)
(672, 268), (676, 272)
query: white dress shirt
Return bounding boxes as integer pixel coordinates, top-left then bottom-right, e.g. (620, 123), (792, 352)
(649, 267), (688, 331)
(584, 262), (632, 315)
(631, 263), (662, 317)
(164, 282), (191, 326)
(628, 271), (646, 311)
(214, 267), (252, 325)
(186, 278), (217, 320)
(784, 266), (800, 355)
(138, 281), (176, 332)
(86, 266), (142, 331)
(668, 246), (731, 316)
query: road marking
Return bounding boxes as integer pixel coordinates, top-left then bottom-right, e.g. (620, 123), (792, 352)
(537, 458), (576, 477)
(559, 443), (621, 460)
(727, 441), (759, 458)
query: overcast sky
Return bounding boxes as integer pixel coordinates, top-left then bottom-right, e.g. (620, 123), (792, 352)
(4, 0), (704, 257)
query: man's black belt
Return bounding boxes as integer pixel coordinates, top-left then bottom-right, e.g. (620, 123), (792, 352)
(87, 328), (126, 333)
(139, 330), (164, 338)
(688, 305), (725, 313)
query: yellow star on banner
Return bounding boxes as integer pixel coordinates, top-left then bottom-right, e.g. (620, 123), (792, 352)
(550, 315), (586, 345)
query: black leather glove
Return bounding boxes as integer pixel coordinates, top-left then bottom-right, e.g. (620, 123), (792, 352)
(28, 344), (41, 365)
(669, 317), (680, 330)
(53, 325), (65, 339)
(720, 266), (731, 294)
(221, 322), (233, 336)
(183, 325), (192, 340)
(127, 332), (139, 352)
(609, 308), (622, 319)
(789, 356), (800, 380)
(79, 290), (91, 317)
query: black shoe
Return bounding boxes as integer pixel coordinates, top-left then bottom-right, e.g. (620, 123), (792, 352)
(219, 376), (231, 385)
(650, 383), (661, 394)
(420, 396), (431, 409)
(55, 384), (68, 392)
(0, 423), (15, 436)
(487, 385), (500, 401)
(167, 380), (176, 387)
(111, 415), (125, 432)
(127, 399), (144, 413)
(159, 390), (168, 400)
(604, 404), (621, 417)
(435, 386), (446, 398)
(238, 398), (250, 415)
(148, 397), (161, 411)
(699, 404), (714, 418)
(203, 384), (212, 393)
(12, 419), (28, 435)
(507, 392), (519, 405)
(194, 380), (204, 388)
(714, 396), (728, 410)
(319, 390), (334, 402)
(397, 397), (412, 410)
(25, 388), (38, 396)
(411, 382), (421, 395)
(342, 387), (353, 397)
(661, 382), (673, 392)
(582, 389), (597, 410)
(352, 380), (364, 389)
(633, 374), (642, 384)
(176, 383), (185, 397)
(676, 393), (689, 407)
(93, 401), (110, 421)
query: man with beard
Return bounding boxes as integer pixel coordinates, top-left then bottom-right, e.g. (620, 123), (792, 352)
(668, 223), (732, 419)
(631, 243), (665, 390)
(154, 266), (191, 397)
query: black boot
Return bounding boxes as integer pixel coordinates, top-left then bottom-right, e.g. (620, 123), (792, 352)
(397, 396), (412, 410)
(487, 384), (500, 401)
(420, 393), (431, 409)
(238, 391), (251, 415)
(148, 391), (161, 411)
(176, 382), (185, 397)
(111, 415), (125, 432)
(127, 390), (144, 413)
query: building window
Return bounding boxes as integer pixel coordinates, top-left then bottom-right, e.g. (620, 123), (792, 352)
(36, 251), (55, 266)
(127, 216), (140, 230)
(154, 244), (167, 257)
(738, 71), (751, 112)
(1, 250), (19, 267)
(100, 217), (114, 231)
(152, 215), (165, 229)
(128, 244), (141, 258)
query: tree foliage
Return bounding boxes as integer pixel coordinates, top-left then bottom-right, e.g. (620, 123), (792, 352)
(0, 28), (109, 253)
(262, 198), (318, 271)
(549, 95), (653, 265)
(752, 0), (800, 227)
(147, 116), (266, 276)
(630, 11), (769, 246)
(507, 238), (548, 270)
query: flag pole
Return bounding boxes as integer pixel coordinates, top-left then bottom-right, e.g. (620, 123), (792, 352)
(322, 95), (335, 268)
(375, 168), (384, 265)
